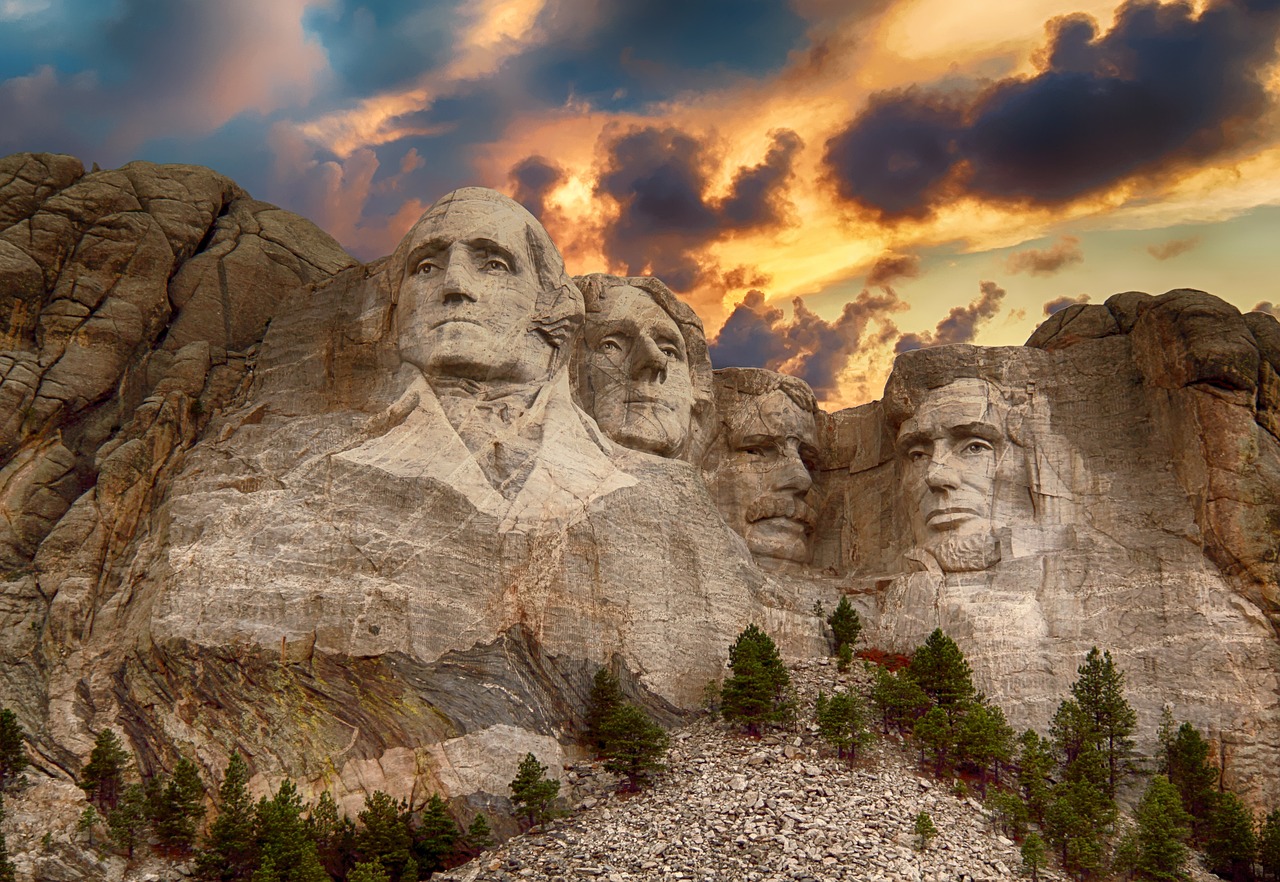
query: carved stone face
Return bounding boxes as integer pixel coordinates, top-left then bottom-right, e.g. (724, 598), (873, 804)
(706, 388), (819, 565)
(396, 198), (552, 384)
(897, 378), (1006, 568)
(582, 285), (694, 456)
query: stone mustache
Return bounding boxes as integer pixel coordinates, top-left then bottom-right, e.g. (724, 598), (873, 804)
(1, 159), (1278, 821)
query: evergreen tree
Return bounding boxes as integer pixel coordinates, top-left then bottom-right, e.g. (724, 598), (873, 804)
(1021, 831), (1046, 882)
(1203, 791), (1257, 882)
(954, 701), (1015, 793)
(0, 796), (14, 882)
(836, 642), (854, 673)
(1156, 706), (1177, 775)
(460, 813), (493, 859)
(151, 757), (206, 855)
(1049, 698), (1093, 768)
(985, 789), (1029, 839)
(913, 811), (937, 851)
(509, 753), (559, 827)
(1165, 721), (1219, 837)
(825, 596), (862, 654)
(1132, 775), (1192, 881)
(77, 804), (101, 848)
(814, 690), (872, 762)
(1044, 748), (1116, 879)
(1016, 728), (1056, 825)
(255, 779), (326, 882)
(413, 793), (459, 875)
(402, 855), (420, 882)
(355, 791), (412, 878)
(306, 791), (354, 881)
(869, 666), (929, 736)
(908, 629), (975, 710)
(599, 703), (669, 789)
(106, 782), (149, 859)
(720, 624), (791, 735)
(1258, 809), (1280, 882)
(347, 860), (390, 882)
(197, 753), (258, 882)
(0, 710), (27, 789)
(913, 707), (954, 776)
(80, 728), (131, 810)
(583, 668), (624, 752)
(1070, 647), (1136, 797)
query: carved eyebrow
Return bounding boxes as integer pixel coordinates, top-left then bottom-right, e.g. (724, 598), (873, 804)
(405, 237), (451, 271)
(946, 421), (1002, 444)
(896, 430), (932, 453)
(403, 237), (522, 272)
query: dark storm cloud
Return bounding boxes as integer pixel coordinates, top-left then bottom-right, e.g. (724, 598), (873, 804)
(302, 0), (455, 96)
(824, 0), (1280, 217)
(509, 156), (566, 223)
(1007, 236), (1084, 276)
(1044, 293), (1091, 315)
(1147, 235), (1202, 260)
(896, 281), (1007, 351)
(595, 126), (803, 290)
(708, 256), (915, 398)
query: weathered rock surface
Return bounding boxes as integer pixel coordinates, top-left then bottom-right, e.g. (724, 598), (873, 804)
(0, 152), (1277, 845)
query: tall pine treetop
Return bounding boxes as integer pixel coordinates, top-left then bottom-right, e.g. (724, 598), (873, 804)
(908, 629), (975, 709)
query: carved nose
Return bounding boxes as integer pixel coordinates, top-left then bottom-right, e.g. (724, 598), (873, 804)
(630, 335), (667, 382)
(441, 261), (477, 303)
(924, 455), (961, 491)
(774, 453), (813, 495)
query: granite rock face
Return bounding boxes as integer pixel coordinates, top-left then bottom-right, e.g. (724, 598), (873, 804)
(1, 154), (1278, 822)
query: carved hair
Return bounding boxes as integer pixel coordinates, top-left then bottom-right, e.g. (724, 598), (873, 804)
(389, 187), (584, 357)
(711, 367), (820, 418)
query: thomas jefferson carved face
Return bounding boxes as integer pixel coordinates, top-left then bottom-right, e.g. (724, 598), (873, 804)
(704, 380), (819, 566)
(395, 195), (553, 385)
(582, 285), (695, 456)
(897, 378), (1007, 571)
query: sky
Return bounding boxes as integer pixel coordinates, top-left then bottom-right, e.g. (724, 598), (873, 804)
(3, 0), (1278, 408)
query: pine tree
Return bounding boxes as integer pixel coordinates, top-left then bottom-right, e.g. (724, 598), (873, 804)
(869, 666), (929, 736)
(347, 860), (390, 882)
(255, 779), (326, 882)
(80, 729), (131, 810)
(1203, 791), (1257, 882)
(77, 804), (101, 848)
(413, 793), (459, 874)
(907, 629), (975, 710)
(106, 782), (149, 859)
(836, 642), (854, 673)
(1070, 647), (1136, 797)
(151, 757), (206, 855)
(814, 690), (871, 762)
(1021, 831), (1046, 882)
(1044, 748), (1115, 878)
(913, 811), (937, 851)
(0, 710), (27, 789)
(402, 855), (420, 882)
(1132, 775), (1192, 881)
(197, 753), (258, 881)
(1016, 728), (1055, 825)
(584, 668), (624, 752)
(826, 596), (862, 654)
(306, 791), (354, 881)
(599, 702), (670, 789)
(720, 624), (791, 736)
(985, 789), (1029, 839)
(954, 701), (1015, 793)
(1165, 721), (1219, 837)
(461, 813), (493, 859)
(1259, 809), (1280, 882)
(913, 706), (954, 776)
(509, 753), (559, 827)
(355, 791), (412, 878)
(1156, 705), (1177, 775)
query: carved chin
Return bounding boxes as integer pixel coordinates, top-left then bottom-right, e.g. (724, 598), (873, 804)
(923, 531), (1001, 573)
(597, 406), (686, 457)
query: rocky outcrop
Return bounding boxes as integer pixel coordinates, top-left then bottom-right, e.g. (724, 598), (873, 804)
(0, 153), (1277, 833)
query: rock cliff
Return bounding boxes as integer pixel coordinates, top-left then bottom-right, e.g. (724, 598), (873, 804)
(0, 153), (1276, 824)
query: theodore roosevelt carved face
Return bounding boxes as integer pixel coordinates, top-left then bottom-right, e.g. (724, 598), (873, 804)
(703, 369), (820, 567)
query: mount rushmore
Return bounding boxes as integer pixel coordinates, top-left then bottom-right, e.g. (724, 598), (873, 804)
(0, 153), (1276, 821)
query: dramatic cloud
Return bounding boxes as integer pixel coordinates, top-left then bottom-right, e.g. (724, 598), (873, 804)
(866, 253), (922, 288)
(1007, 236), (1083, 276)
(1044, 293), (1091, 315)
(824, 0), (1280, 218)
(710, 288), (906, 399)
(509, 155), (565, 223)
(595, 126), (803, 290)
(1147, 235), (1202, 260)
(1253, 302), (1280, 318)
(896, 281), (1007, 351)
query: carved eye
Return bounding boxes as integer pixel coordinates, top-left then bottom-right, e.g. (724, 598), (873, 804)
(908, 448), (930, 462)
(599, 339), (622, 353)
(740, 446), (769, 457)
(659, 344), (680, 359)
(482, 256), (511, 273)
(414, 259), (442, 275)
(963, 439), (993, 455)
